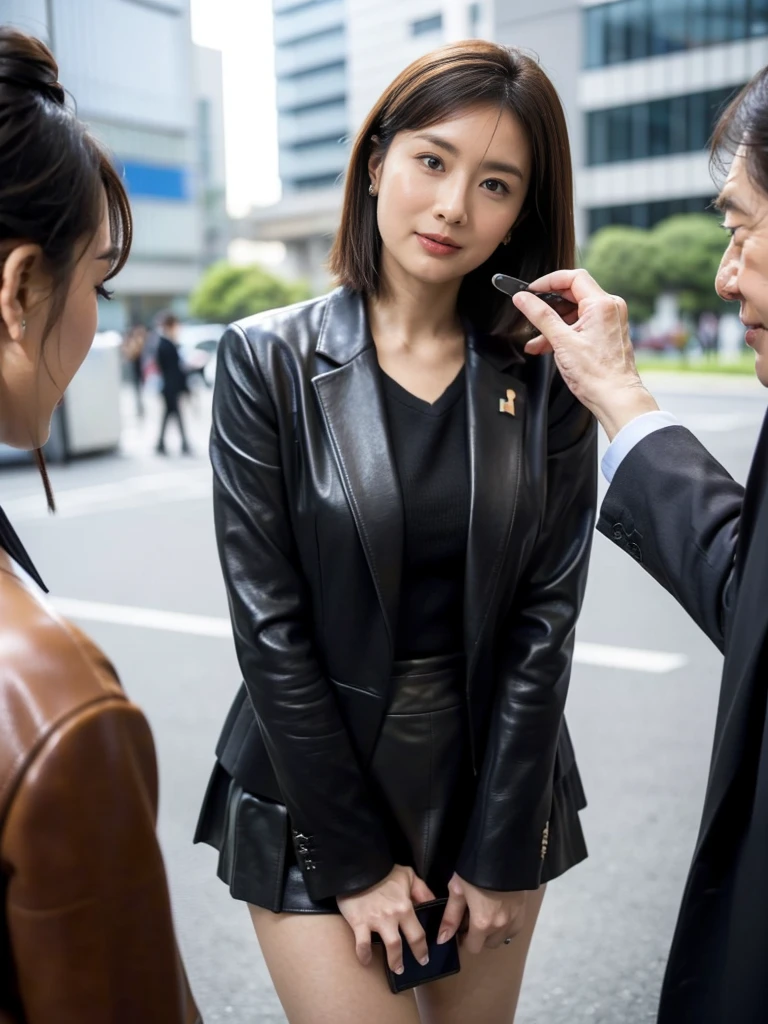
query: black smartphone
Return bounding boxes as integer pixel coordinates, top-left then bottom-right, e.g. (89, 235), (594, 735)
(380, 897), (460, 994)
(492, 273), (578, 316)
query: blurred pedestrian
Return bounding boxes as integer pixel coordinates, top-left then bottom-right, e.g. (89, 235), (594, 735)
(155, 312), (191, 455)
(122, 322), (147, 417)
(196, 41), (595, 1023)
(698, 309), (719, 358)
(513, 64), (768, 1024)
(0, 28), (199, 1024)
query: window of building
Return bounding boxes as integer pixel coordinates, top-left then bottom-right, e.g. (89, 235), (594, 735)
(584, 0), (767, 69)
(752, 0), (768, 35)
(285, 133), (347, 152)
(291, 173), (342, 191)
(411, 13), (443, 36)
(587, 195), (716, 234)
(586, 85), (743, 165)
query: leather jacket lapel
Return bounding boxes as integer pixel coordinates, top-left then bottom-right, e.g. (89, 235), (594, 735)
(312, 291), (403, 653)
(463, 333), (526, 679)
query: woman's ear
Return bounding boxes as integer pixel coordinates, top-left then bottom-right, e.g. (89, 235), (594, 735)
(0, 244), (43, 342)
(367, 135), (383, 195)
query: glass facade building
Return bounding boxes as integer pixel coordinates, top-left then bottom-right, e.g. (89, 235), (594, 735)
(587, 85), (742, 165)
(580, 0), (768, 233)
(585, 0), (768, 69)
(274, 0), (349, 192)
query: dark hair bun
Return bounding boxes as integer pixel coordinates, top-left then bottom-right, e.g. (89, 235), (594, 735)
(0, 27), (65, 105)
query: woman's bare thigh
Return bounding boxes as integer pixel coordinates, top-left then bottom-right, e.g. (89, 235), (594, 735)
(249, 905), (422, 1024)
(416, 885), (546, 1024)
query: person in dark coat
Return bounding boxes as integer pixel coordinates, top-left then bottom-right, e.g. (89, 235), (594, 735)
(155, 312), (191, 455)
(512, 65), (768, 1024)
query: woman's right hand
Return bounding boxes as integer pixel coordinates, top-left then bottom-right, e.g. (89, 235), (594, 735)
(337, 864), (435, 974)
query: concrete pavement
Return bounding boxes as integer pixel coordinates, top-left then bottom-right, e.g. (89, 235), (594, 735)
(4, 378), (764, 1023)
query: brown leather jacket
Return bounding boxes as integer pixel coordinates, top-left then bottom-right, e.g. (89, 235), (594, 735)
(0, 515), (200, 1024)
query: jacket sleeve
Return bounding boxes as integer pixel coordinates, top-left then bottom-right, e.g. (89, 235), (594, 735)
(210, 325), (394, 900)
(597, 424), (743, 652)
(1, 699), (200, 1024)
(456, 372), (597, 891)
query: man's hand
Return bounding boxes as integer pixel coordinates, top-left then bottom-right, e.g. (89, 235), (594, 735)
(437, 873), (527, 954)
(512, 269), (660, 440)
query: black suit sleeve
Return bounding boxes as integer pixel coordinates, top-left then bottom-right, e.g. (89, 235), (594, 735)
(456, 373), (597, 891)
(210, 326), (393, 901)
(598, 425), (743, 652)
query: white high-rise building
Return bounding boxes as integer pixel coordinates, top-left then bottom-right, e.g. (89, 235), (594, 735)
(0, 0), (226, 328)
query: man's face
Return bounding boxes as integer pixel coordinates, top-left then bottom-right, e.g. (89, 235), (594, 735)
(715, 147), (768, 386)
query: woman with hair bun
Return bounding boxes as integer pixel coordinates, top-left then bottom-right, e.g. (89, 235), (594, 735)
(0, 28), (199, 1024)
(197, 40), (595, 1023)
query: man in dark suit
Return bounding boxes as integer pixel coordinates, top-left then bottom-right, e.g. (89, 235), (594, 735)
(155, 312), (191, 456)
(511, 68), (768, 1023)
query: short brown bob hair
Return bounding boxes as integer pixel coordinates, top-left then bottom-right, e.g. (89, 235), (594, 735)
(328, 40), (575, 340)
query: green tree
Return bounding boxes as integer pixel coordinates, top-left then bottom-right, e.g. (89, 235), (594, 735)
(649, 214), (728, 316)
(189, 262), (312, 324)
(583, 225), (659, 323)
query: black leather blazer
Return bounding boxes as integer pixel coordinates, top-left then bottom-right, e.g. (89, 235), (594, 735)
(211, 287), (597, 902)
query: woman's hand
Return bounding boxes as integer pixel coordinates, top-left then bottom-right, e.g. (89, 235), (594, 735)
(437, 872), (527, 954)
(337, 864), (435, 974)
(512, 269), (659, 441)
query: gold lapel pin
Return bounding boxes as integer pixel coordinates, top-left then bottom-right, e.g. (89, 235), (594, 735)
(499, 389), (517, 416)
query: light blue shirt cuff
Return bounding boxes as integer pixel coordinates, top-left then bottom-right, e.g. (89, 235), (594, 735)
(601, 410), (679, 483)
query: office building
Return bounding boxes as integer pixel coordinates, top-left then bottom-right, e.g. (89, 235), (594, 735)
(579, 0), (768, 235)
(0, 0), (226, 328)
(245, 0), (489, 291)
(244, 0), (348, 290)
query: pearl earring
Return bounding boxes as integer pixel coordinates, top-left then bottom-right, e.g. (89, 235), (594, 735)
(21, 319), (26, 337)
(368, 184), (377, 196)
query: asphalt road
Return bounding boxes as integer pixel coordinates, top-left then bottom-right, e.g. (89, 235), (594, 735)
(3, 378), (765, 1024)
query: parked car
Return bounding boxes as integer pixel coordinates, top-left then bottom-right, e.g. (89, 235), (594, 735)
(178, 323), (225, 388)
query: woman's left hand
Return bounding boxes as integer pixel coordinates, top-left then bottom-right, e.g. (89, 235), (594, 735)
(437, 872), (527, 954)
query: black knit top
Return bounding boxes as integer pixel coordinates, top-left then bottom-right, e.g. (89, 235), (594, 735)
(380, 368), (470, 660)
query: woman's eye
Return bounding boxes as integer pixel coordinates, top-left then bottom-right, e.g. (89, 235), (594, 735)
(482, 178), (509, 195)
(420, 155), (443, 171)
(96, 284), (113, 301)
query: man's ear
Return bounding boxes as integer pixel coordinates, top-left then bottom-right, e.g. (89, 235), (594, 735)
(367, 135), (383, 194)
(0, 244), (44, 342)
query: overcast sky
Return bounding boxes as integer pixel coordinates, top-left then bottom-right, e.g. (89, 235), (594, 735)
(191, 0), (281, 216)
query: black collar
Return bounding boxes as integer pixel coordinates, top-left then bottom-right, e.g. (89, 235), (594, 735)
(0, 506), (48, 592)
(316, 287), (525, 373)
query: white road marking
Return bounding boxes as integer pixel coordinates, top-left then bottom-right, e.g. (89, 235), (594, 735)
(52, 596), (689, 673)
(52, 597), (231, 638)
(574, 641), (687, 674)
(5, 469), (212, 520)
(680, 412), (764, 432)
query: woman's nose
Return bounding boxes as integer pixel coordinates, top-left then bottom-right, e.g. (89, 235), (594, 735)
(433, 183), (468, 226)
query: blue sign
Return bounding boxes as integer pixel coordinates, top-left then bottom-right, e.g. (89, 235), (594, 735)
(119, 160), (190, 201)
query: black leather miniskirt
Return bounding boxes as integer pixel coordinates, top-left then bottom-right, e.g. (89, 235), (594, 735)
(195, 654), (588, 913)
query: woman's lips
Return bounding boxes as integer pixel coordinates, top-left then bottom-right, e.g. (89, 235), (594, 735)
(416, 233), (462, 256)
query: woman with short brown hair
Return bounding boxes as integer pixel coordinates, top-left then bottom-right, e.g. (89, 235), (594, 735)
(196, 40), (596, 1023)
